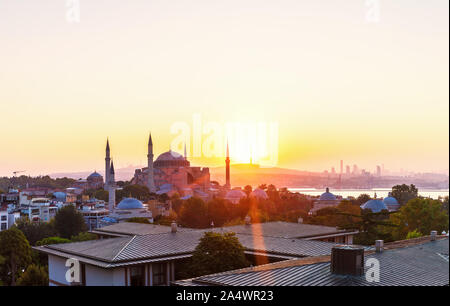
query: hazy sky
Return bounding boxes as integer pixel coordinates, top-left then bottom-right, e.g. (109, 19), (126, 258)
(0, 0), (448, 176)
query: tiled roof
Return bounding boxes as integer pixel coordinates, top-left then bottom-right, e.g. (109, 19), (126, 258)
(175, 237), (449, 286)
(35, 229), (349, 268)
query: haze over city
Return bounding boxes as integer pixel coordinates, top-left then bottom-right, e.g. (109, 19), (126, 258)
(0, 0), (448, 177)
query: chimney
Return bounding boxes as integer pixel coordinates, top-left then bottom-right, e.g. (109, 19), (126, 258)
(244, 215), (251, 225)
(171, 221), (178, 233)
(330, 246), (364, 276)
(431, 230), (437, 241)
(375, 240), (383, 253)
(297, 217), (303, 224)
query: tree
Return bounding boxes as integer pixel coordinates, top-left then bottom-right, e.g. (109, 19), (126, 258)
(391, 184), (418, 206)
(116, 184), (151, 202)
(207, 198), (229, 227)
(355, 194), (371, 206)
(179, 197), (209, 228)
(184, 232), (250, 278)
(390, 198), (449, 240)
(15, 217), (57, 246)
(54, 205), (87, 239)
(0, 227), (32, 286)
(17, 264), (48, 286)
(243, 185), (253, 196)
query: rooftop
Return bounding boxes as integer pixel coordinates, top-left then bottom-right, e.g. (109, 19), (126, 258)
(175, 236), (449, 286)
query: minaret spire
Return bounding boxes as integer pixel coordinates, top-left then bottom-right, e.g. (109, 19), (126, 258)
(105, 138), (111, 190)
(147, 132), (156, 193)
(108, 159), (116, 213)
(225, 140), (231, 189)
(184, 142), (187, 160)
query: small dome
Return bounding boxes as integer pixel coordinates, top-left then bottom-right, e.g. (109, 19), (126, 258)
(87, 171), (103, 180)
(250, 188), (268, 200)
(117, 198), (144, 210)
(361, 199), (388, 213)
(319, 188), (337, 201)
(53, 192), (66, 200)
(225, 189), (246, 202)
(383, 193), (399, 205)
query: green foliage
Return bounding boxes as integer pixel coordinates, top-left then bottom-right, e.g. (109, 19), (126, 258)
(36, 237), (71, 246)
(355, 194), (371, 206)
(0, 227), (32, 285)
(54, 205), (87, 239)
(70, 232), (97, 242)
(389, 197), (449, 240)
(406, 230), (422, 239)
(179, 197), (209, 228)
(126, 217), (151, 224)
(0, 175), (75, 192)
(207, 198), (229, 227)
(116, 184), (151, 203)
(182, 232), (250, 278)
(391, 184), (418, 206)
(15, 218), (57, 246)
(17, 264), (48, 286)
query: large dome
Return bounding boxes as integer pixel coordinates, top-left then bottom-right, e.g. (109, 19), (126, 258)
(117, 198), (144, 210)
(250, 188), (269, 200)
(154, 150), (190, 168)
(383, 193), (399, 205)
(87, 171), (103, 180)
(319, 188), (337, 201)
(361, 199), (388, 213)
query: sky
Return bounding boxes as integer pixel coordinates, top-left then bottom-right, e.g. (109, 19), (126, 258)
(0, 0), (448, 176)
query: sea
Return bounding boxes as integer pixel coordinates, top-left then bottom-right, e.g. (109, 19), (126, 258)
(287, 188), (449, 199)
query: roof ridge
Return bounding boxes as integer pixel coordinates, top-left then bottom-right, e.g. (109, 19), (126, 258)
(112, 235), (137, 262)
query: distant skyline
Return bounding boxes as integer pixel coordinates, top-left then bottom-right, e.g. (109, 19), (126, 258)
(0, 1), (448, 176)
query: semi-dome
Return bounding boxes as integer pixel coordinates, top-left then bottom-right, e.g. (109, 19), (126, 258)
(319, 188), (337, 201)
(117, 197), (144, 210)
(250, 188), (269, 200)
(361, 199), (388, 213)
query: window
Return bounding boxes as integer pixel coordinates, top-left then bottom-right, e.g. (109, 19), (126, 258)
(1, 215), (6, 221)
(1, 223), (6, 230)
(152, 263), (166, 286)
(130, 266), (145, 286)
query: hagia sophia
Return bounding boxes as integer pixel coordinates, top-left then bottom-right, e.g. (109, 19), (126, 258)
(103, 134), (232, 202)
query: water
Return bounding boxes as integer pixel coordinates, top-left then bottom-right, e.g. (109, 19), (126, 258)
(288, 188), (449, 199)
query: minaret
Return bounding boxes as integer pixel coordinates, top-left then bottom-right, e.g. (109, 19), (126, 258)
(147, 133), (156, 193)
(225, 140), (231, 189)
(105, 138), (111, 190)
(108, 160), (116, 213)
(184, 142), (187, 160)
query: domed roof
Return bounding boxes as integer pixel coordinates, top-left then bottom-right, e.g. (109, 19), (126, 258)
(117, 198), (144, 210)
(226, 189), (246, 199)
(250, 188), (269, 200)
(156, 150), (184, 161)
(53, 192), (66, 199)
(383, 193), (399, 205)
(361, 199), (388, 213)
(319, 188), (337, 201)
(87, 171), (103, 180)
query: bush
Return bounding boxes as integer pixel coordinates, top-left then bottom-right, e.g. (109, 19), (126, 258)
(17, 264), (48, 286)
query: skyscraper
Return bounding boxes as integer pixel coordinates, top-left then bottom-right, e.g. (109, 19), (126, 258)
(340, 160), (343, 175)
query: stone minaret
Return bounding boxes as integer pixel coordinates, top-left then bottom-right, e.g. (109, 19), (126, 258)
(147, 133), (156, 193)
(108, 160), (116, 213)
(225, 141), (230, 189)
(105, 138), (111, 190)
